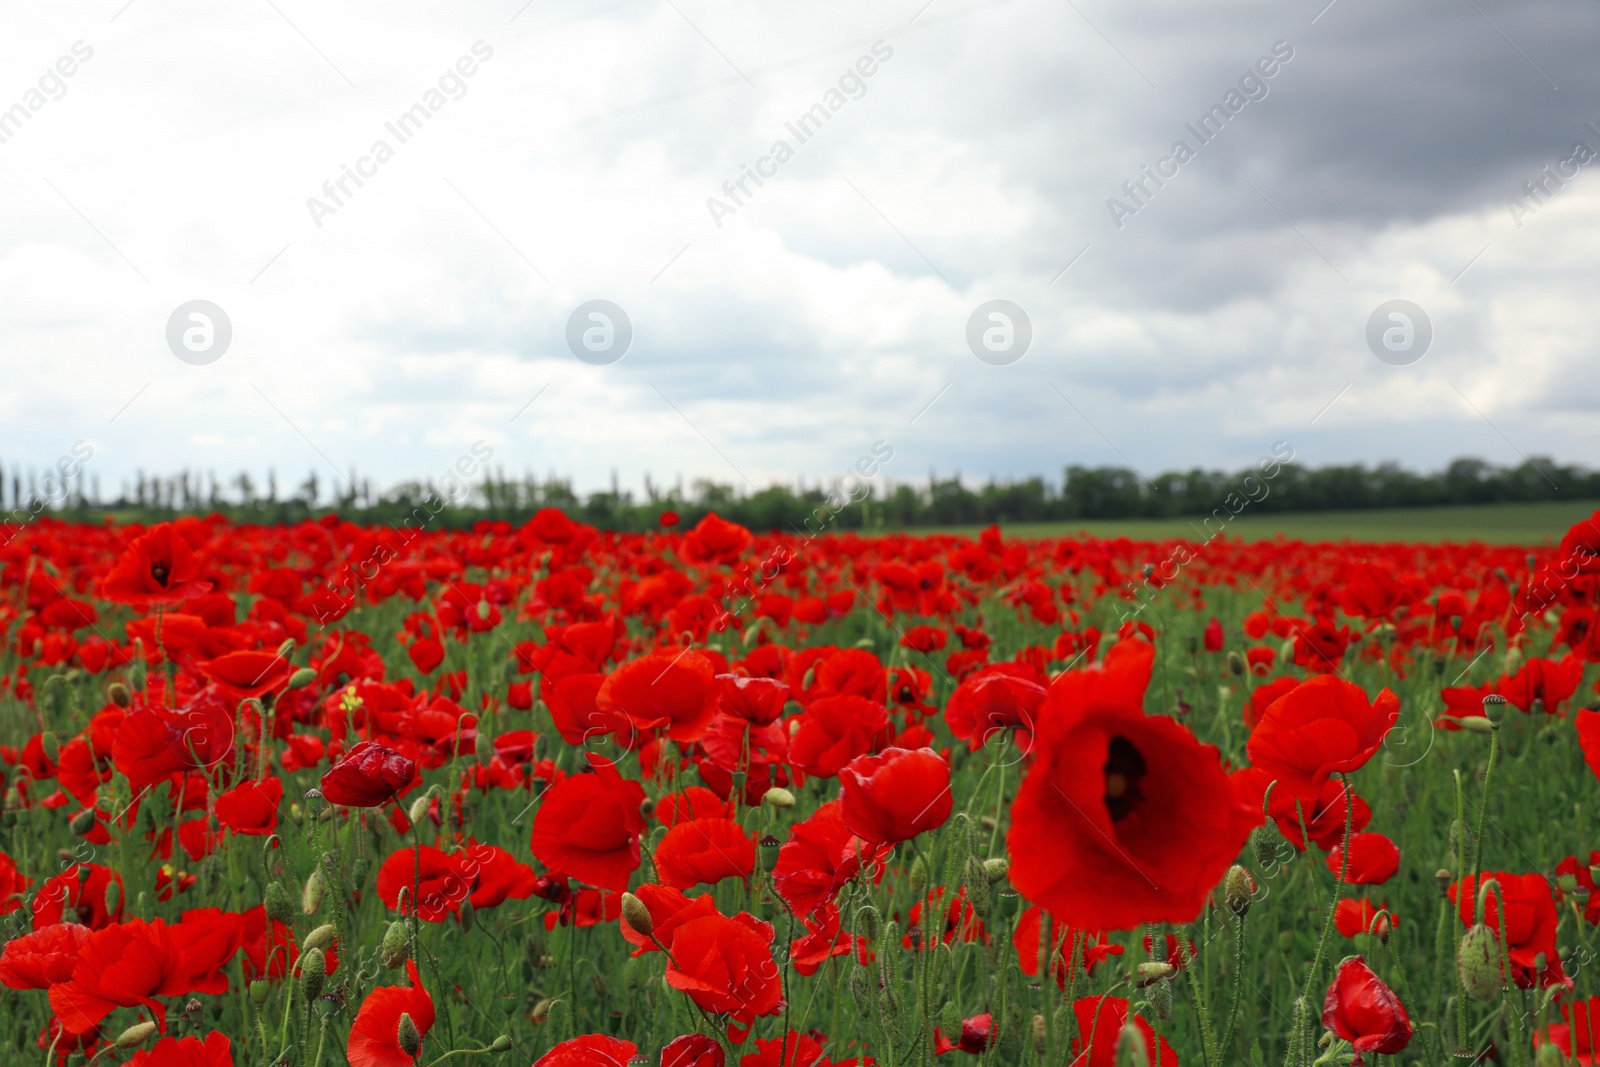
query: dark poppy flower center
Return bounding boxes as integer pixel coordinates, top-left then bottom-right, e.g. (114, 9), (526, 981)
(1103, 736), (1147, 822)
(150, 561), (170, 587)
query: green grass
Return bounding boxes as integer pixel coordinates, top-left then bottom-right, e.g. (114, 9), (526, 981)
(917, 500), (1600, 545)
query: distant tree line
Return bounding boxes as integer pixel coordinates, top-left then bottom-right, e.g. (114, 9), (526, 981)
(1, 456), (1593, 533)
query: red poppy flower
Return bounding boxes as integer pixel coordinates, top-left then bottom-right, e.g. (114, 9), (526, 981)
(529, 754), (647, 892)
(1202, 617), (1224, 651)
(1244, 676), (1301, 731)
(1231, 768), (1371, 851)
(32, 863), (123, 930)
(320, 742), (417, 807)
(715, 674), (790, 725)
(942, 667), (1048, 751)
(1559, 509), (1600, 574)
(376, 846), (468, 923)
(0, 849), (33, 914)
(664, 911), (783, 1041)
(663, 1033), (724, 1067)
(1448, 871), (1569, 989)
(112, 696), (237, 791)
(49, 918), (185, 1033)
(533, 1034), (639, 1067)
(1008, 640), (1260, 930)
(654, 817), (757, 890)
(198, 651), (294, 702)
(1245, 676), (1400, 800)
(1321, 957), (1412, 1064)
(1291, 617), (1356, 674)
(407, 636), (445, 675)
(1327, 832), (1400, 885)
(347, 959), (434, 1067)
(596, 651), (719, 743)
(1534, 996), (1600, 1066)
(1557, 851), (1600, 925)
(0, 922), (92, 989)
(680, 513), (754, 566)
(97, 523), (211, 606)
(838, 747), (952, 844)
(1068, 995), (1175, 1066)
(214, 778), (283, 836)
(788, 901), (867, 976)
(123, 1032), (233, 1067)
(1335, 898), (1397, 939)
(772, 800), (889, 917)
(789, 695), (888, 779)
(656, 786), (732, 827)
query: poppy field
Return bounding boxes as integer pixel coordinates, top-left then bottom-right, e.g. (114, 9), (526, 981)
(5, 507), (1600, 1067)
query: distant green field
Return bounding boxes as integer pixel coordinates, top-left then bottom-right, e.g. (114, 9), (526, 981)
(918, 499), (1600, 544)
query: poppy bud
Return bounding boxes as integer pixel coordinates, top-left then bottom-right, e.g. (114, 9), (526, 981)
(1116, 1023), (1149, 1067)
(107, 681), (131, 707)
(1250, 825), (1281, 869)
(303, 923), (337, 953)
(1277, 931), (1294, 952)
(264, 882), (294, 924)
(303, 867), (327, 914)
(408, 788), (437, 827)
(75, 857), (94, 882)
(490, 1035), (512, 1053)
(397, 1012), (422, 1058)
(762, 787), (796, 809)
(1226, 650), (1246, 677)
(1150, 975), (1173, 1020)
(114, 1021), (158, 1049)
(1537, 1044), (1565, 1067)
(849, 967), (874, 1017)
(458, 899), (475, 932)
(41, 731), (61, 764)
(301, 947), (327, 1000)
(249, 979), (270, 1006)
(982, 857), (1008, 883)
(1138, 961), (1176, 981)
(287, 667), (318, 690)
(758, 834), (781, 871)
(1458, 924), (1502, 1001)
(276, 638), (297, 660)
(1032, 1014), (1047, 1056)
(103, 878), (121, 916)
(910, 855), (929, 898)
(532, 996), (556, 1022)
(1459, 716), (1495, 735)
(1590, 864), (1600, 885)
(621, 892), (653, 939)
(381, 920), (410, 969)
(1224, 865), (1255, 916)
(70, 808), (98, 836)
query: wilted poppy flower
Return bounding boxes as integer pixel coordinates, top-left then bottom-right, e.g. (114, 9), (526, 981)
(533, 1034), (639, 1067)
(662, 1033), (724, 1067)
(934, 1013), (993, 1055)
(838, 747), (952, 844)
(1245, 676), (1400, 800)
(214, 777), (283, 836)
(789, 695), (888, 779)
(597, 651), (719, 743)
(1008, 640), (1261, 930)
(1448, 871), (1568, 989)
(654, 817), (757, 890)
(1321, 957), (1412, 1064)
(664, 911), (783, 1041)
(1069, 995), (1175, 1066)
(529, 754), (647, 892)
(320, 742), (417, 807)
(123, 1032), (233, 1067)
(197, 651), (294, 702)
(347, 959), (434, 1067)
(97, 523), (211, 606)
(1327, 832), (1400, 886)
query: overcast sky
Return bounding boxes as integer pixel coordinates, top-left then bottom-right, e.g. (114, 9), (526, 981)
(2, 0), (1597, 502)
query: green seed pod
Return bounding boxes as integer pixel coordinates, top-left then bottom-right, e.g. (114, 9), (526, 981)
(302, 867), (327, 915)
(1224, 865), (1255, 917)
(263, 882), (294, 925)
(113, 1021), (158, 1049)
(620, 892), (653, 939)
(301, 947), (327, 1001)
(1458, 924), (1502, 1001)
(381, 920), (410, 969)
(397, 1013), (422, 1058)
(248, 979), (271, 1007)
(758, 834), (781, 872)
(302, 923), (337, 953)
(1150, 976), (1173, 1021)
